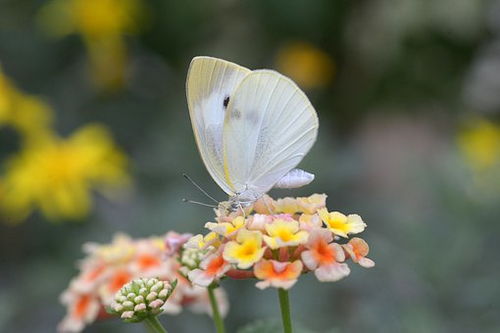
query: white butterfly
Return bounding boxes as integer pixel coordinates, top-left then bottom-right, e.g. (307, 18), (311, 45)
(186, 56), (318, 207)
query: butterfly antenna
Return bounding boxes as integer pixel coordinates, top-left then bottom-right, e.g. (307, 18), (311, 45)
(182, 198), (217, 208)
(182, 173), (219, 204)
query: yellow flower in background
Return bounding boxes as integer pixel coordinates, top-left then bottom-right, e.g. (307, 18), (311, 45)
(38, 0), (144, 91)
(275, 41), (335, 89)
(0, 124), (129, 223)
(39, 0), (142, 38)
(458, 119), (500, 172)
(0, 68), (53, 142)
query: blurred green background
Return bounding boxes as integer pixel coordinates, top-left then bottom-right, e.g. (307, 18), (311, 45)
(1, 0), (500, 332)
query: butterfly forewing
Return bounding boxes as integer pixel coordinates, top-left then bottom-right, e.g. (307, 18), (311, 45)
(186, 57), (251, 195)
(222, 70), (318, 197)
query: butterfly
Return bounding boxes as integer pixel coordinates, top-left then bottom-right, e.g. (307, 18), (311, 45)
(186, 56), (318, 209)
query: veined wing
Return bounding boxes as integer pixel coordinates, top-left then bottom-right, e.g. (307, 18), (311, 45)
(186, 56), (251, 195)
(222, 70), (318, 196)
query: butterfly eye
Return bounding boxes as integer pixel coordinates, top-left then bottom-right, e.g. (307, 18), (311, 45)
(223, 96), (230, 108)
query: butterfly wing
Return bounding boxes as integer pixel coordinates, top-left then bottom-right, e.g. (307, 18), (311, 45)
(222, 70), (318, 197)
(186, 56), (251, 195)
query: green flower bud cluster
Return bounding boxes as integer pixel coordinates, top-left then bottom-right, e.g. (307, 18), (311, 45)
(111, 277), (176, 323)
(180, 247), (209, 270)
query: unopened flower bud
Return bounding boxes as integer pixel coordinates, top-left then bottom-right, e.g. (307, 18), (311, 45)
(158, 289), (169, 299)
(121, 311), (134, 319)
(146, 292), (157, 302)
(180, 247), (206, 269)
(134, 303), (147, 312)
(149, 299), (164, 309)
(110, 277), (177, 323)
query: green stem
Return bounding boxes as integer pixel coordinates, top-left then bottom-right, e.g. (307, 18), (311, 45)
(143, 316), (167, 333)
(278, 288), (293, 333)
(207, 285), (225, 333)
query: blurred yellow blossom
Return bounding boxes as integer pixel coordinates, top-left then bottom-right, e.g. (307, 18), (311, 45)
(0, 124), (129, 222)
(38, 0), (144, 91)
(275, 41), (335, 89)
(458, 119), (500, 172)
(0, 67), (53, 142)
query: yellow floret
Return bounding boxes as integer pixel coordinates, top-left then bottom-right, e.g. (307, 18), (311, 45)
(318, 209), (366, 238)
(263, 219), (308, 249)
(223, 230), (265, 269)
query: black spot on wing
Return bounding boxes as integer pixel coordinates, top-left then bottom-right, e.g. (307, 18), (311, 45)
(223, 96), (230, 108)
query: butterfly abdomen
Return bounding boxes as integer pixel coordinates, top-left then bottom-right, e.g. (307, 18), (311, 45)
(273, 168), (315, 189)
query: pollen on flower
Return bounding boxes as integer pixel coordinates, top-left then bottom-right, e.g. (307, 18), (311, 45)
(184, 193), (374, 290)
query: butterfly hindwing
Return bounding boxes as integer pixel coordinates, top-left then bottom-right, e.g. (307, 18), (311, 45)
(222, 70), (318, 196)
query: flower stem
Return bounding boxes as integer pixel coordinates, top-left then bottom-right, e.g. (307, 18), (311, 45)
(143, 316), (167, 333)
(278, 288), (293, 333)
(207, 285), (225, 333)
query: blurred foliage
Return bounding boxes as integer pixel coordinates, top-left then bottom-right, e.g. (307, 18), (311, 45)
(237, 319), (317, 333)
(0, 0), (500, 332)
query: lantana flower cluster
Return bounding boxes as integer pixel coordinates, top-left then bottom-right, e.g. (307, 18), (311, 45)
(185, 194), (374, 291)
(59, 232), (228, 332)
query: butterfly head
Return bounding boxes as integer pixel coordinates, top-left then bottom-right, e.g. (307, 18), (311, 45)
(215, 189), (260, 216)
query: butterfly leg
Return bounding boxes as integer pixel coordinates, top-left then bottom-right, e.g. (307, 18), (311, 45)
(237, 200), (246, 218)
